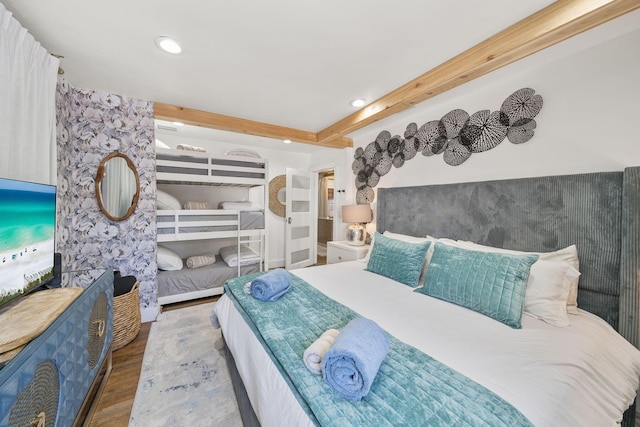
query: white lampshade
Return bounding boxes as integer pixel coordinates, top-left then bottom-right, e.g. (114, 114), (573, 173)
(342, 204), (371, 224)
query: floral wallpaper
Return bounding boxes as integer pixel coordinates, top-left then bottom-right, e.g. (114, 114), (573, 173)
(55, 78), (157, 309)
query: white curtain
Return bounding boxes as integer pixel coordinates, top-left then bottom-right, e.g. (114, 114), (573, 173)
(0, 3), (59, 184)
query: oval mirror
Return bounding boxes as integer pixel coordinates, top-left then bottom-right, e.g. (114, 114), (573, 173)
(95, 152), (140, 221)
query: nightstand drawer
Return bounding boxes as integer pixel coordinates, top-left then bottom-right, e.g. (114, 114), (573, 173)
(327, 241), (369, 264)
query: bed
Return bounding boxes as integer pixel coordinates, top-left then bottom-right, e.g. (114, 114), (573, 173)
(156, 147), (266, 185)
(156, 209), (265, 241)
(213, 167), (640, 426)
(157, 244), (264, 306)
(157, 261), (259, 305)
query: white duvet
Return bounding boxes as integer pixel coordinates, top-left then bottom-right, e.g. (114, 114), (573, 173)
(214, 261), (640, 427)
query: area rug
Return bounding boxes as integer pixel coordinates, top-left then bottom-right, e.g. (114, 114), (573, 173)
(129, 302), (242, 427)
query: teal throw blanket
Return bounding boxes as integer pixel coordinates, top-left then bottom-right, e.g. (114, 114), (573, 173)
(224, 272), (534, 427)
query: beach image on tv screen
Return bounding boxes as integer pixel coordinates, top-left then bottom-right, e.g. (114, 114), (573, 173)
(0, 178), (55, 306)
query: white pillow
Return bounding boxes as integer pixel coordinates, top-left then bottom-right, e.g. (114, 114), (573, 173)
(155, 138), (170, 149)
(458, 241), (580, 314)
(183, 201), (213, 210)
(219, 201), (262, 211)
(157, 246), (183, 271)
(225, 148), (261, 158)
(219, 245), (261, 267)
(157, 190), (181, 210)
(524, 260), (580, 327)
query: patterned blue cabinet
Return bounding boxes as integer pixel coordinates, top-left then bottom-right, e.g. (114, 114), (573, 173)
(0, 270), (113, 427)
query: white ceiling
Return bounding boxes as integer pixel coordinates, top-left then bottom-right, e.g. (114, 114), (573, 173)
(4, 1), (559, 151)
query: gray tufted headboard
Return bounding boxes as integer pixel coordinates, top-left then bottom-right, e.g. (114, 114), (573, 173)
(376, 167), (640, 347)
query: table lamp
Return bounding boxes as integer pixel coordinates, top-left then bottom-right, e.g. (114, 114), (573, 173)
(342, 204), (372, 246)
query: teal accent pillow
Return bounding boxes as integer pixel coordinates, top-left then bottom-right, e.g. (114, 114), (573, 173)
(416, 242), (538, 328)
(366, 232), (431, 287)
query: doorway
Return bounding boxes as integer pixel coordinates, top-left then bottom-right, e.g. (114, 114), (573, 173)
(316, 169), (334, 265)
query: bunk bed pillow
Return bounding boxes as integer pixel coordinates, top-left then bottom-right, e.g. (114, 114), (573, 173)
(176, 143), (206, 152)
(186, 254), (216, 269)
(157, 246), (183, 271)
(155, 138), (170, 149)
(219, 201), (262, 211)
(225, 148), (261, 158)
(219, 245), (261, 267)
(157, 190), (181, 210)
(183, 201), (213, 210)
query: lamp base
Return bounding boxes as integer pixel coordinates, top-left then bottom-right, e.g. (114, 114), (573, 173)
(345, 223), (366, 246)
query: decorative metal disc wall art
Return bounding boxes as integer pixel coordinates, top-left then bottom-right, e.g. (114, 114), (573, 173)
(352, 88), (543, 203)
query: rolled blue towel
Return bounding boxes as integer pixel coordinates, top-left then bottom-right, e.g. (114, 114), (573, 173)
(250, 268), (292, 302)
(321, 317), (389, 401)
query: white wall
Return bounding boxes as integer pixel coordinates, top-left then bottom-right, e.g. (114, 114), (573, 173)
(155, 132), (312, 266)
(349, 13), (640, 212)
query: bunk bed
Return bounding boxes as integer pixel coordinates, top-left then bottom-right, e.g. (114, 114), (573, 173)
(155, 148), (267, 306)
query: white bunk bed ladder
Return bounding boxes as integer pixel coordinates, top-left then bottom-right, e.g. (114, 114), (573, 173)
(239, 230), (266, 276)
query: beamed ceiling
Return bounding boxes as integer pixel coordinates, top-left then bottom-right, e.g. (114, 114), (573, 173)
(4, 0), (639, 150)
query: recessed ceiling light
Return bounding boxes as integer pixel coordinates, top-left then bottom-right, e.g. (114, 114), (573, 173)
(155, 36), (182, 54)
(350, 98), (366, 108)
(172, 121), (184, 127)
(283, 139), (292, 144)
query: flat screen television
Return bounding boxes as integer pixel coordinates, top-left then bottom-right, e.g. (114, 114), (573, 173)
(0, 177), (56, 308)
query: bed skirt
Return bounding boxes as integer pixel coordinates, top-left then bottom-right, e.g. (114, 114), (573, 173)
(222, 332), (261, 427)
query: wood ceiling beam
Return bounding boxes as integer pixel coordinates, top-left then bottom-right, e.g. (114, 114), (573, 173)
(154, 103), (353, 149)
(317, 0), (640, 145)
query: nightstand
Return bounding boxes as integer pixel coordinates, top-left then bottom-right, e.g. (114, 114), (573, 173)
(327, 240), (370, 264)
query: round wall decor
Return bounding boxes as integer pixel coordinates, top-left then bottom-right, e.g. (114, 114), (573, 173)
(268, 174), (286, 218)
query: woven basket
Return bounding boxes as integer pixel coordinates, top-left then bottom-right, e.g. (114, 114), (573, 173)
(112, 281), (141, 351)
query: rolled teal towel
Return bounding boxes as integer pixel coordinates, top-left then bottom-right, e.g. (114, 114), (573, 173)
(321, 317), (389, 400)
(250, 268), (292, 302)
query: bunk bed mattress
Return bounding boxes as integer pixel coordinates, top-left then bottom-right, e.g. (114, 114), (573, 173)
(239, 211), (264, 229)
(215, 261), (640, 427)
(157, 262), (259, 298)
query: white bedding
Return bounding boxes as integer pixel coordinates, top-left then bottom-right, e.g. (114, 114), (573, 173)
(214, 261), (640, 427)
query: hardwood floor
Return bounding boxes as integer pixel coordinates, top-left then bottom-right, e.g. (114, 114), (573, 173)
(89, 296), (219, 426)
(89, 321), (150, 427)
(89, 263), (328, 425)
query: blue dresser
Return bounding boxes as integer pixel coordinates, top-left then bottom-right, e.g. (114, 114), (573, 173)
(0, 269), (113, 426)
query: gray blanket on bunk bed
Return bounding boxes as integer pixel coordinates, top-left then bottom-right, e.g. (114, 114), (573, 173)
(158, 262), (259, 298)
